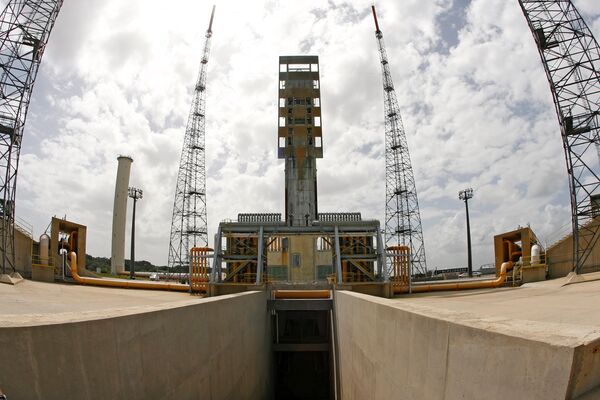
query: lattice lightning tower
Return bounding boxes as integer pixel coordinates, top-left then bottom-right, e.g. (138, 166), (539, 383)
(371, 6), (427, 275)
(519, 0), (600, 273)
(168, 6), (215, 270)
(0, 0), (63, 274)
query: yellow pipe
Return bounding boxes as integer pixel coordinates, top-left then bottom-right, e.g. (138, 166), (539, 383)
(273, 289), (331, 299)
(394, 261), (513, 294)
(69, 252), (189, 292)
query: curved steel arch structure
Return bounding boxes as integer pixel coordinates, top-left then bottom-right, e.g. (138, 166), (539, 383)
(0, 0), (63, 274)
(519, 0), (600, 273)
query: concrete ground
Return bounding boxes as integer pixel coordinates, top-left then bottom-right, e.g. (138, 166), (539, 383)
(393, 272), (600, 346)
(0, 279), (198, 327)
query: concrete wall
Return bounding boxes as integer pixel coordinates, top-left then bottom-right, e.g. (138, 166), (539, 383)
(334, 291), (598, 400)
(14, 228), (33, 277)
(0, 291), (272, 400)
(547, 219), (600, 278)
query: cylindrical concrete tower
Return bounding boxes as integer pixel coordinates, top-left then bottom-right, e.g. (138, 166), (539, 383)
(111, 155), (133, 274)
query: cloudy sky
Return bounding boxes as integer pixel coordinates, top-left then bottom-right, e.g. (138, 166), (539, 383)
(12, 0), (600, 269)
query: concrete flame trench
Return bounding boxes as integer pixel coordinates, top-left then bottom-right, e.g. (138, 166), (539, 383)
(1, 277), (600, 399)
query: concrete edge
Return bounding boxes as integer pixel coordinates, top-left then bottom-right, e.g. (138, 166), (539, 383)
(0, 272), (23, 285)
(0, 290), (263, 328)
(567, 337), (600, 398)
(562, 271), (600, 287)
(336, 290), (598, 348)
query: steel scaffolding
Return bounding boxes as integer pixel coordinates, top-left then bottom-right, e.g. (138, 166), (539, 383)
(0, 0), (63, 274)
(168, 6), (215, 270)
(371, 6), (427, 276)
(519, 0), (600, 273)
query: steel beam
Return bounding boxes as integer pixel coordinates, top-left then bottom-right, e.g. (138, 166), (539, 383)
(334, 225), (343, 284)
(267, 299), (332, 311)
(256, 225), (264, 284)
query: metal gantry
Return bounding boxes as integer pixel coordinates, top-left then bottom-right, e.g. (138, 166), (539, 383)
(518, 0), (600, 273)
(371, 6), (427, 276)
(0, 0), (63, 274)
(168, 6), (215, 271)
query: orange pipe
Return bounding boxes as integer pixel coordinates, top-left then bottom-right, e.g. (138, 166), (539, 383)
(117, 270), (154, 277)
(69, 252), (189, 292)
(394, 261), (513, 294)
(273, 289), (331, 299)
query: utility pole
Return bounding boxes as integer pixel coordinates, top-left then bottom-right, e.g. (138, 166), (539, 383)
(459, 188), (474, 277)
(128, 187), (143, 280)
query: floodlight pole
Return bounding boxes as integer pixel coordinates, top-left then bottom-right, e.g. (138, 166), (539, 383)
(459, 188), (474, 277)
(128, 187), (143, 280)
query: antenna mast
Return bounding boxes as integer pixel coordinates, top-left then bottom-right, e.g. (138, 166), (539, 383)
(372, 5), (427, 276)
(168, 5), (215, 270)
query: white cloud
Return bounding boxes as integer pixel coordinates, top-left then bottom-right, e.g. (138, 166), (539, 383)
(14, 0), (600, 270)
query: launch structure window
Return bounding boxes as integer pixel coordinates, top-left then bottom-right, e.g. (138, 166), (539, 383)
(287, 79), (316, 89)
(315, 137), (322, 147)
(279, 80), (286, 89)
(279, 117), (286, 127)
(279, 98), (286, 107)
(280, 64), (287, 72)
(313, 98), (320, 107)
(310, 64), (319, 72)
(279, 137), (286, 148)
(288, 63), (310, 72)
(291, 253), (301, 267)
(317, 236), (332, 251)
(293, 98), (306, 106)
(314, 116), (321, 127)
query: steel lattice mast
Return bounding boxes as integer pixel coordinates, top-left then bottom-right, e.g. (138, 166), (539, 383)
(168, 6), (215, 270)
(518, 0), (600, 273)
(371, 6), (427, 275)
(0, 0), (63, 274)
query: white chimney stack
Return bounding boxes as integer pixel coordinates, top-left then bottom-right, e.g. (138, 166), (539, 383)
(111, 155), (133, 274)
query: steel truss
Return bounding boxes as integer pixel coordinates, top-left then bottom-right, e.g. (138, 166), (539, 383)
(211, 221), (385, 285)
(168, 6), (215, 270)
(371, 6), (427, 275)
(519, 0), (600, 273)
(0, 0), (63, 274)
